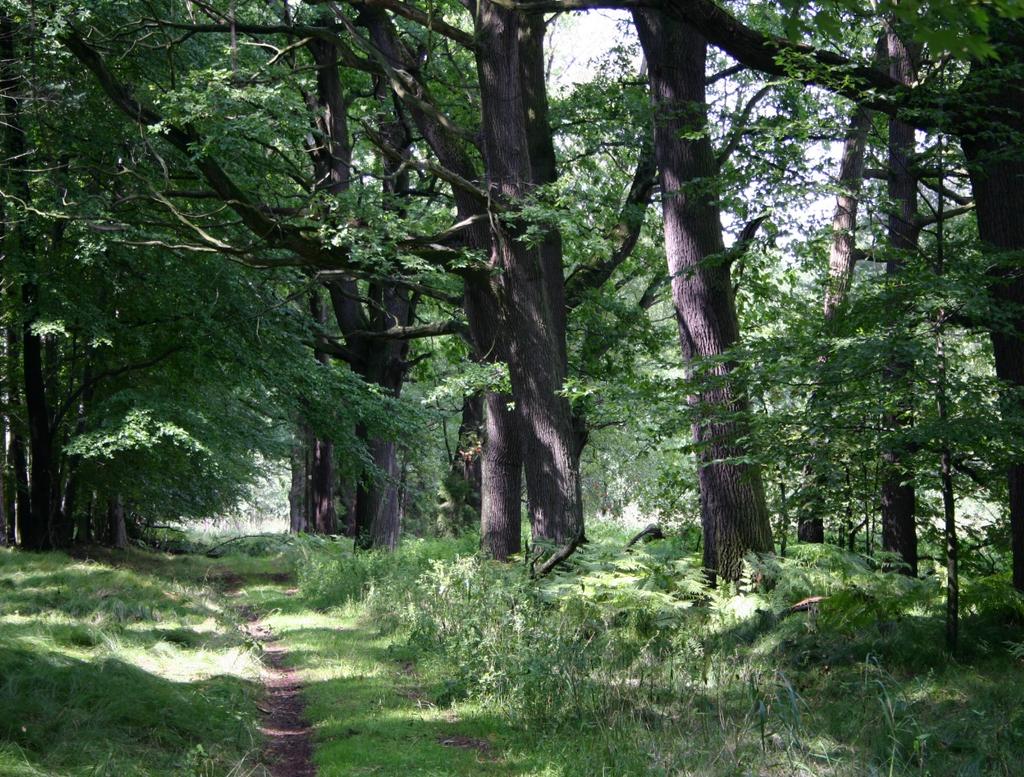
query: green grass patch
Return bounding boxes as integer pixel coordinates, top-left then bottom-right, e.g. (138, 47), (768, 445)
(0, 545), (293, 777)
(292, 532), (1024, 776)
(248, 581), (653, 776)
(4, 533), (1023, 776)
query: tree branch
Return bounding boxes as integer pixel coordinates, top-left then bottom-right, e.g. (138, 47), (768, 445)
(564, 145), (657, 307)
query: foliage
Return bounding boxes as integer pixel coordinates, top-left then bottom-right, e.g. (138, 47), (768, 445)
(296, 530), (1024, 774)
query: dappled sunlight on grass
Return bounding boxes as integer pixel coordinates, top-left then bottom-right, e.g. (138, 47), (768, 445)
(243, 587), (571, 776)
(0, 546), (291, 776)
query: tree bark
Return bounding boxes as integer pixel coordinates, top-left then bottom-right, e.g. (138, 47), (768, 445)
(360, 8), (525, 555)
(308, 293), (338, 535)
(959, 20), (1024, 592)
(289, 426), (309, 533)
(21, 280), (53, 551)
(2, 16), (51, 550)
(823, 108), (873, 324)
(634, 8), (773, 583)
(474, 0), (583, 546)
(481, 391), (523, 559)
(107, 495), (127, 550)
(880, 25), (918, 576)
(798, 106), (873, 544)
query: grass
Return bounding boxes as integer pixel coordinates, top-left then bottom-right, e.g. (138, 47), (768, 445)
(295, 530), (1024, 776)
(0, 545), (292, 777)
(243, 579), (667, 777)
(3, 533), (1023, 776)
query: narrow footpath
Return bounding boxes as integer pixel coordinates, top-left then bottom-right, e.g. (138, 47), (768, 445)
(242, 604), (316, 777)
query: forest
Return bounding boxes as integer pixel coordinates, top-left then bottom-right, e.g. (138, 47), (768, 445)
(1, 0), (1023, 775)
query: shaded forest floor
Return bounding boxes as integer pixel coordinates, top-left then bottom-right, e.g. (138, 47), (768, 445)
(2, 536), (1024, 776)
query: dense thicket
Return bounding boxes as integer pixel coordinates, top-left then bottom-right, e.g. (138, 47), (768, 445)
(2, 0), (1023, 620)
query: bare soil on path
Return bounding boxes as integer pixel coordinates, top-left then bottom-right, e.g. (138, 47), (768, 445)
(239, 598), (316, 777)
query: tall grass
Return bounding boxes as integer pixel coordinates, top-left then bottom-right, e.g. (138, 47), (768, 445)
(300, 530), (1024, 776)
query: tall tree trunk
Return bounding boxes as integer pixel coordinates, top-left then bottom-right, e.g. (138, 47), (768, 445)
(798, 106), (873, 544)
(356, 438), (401, 549)
(360, 8), (525, 555)
(2, 15), (51, 550)
(289, 426), (309, 533)
(634, 9), (773, 582)
(350, 286), (411, 551)
(517, 13), (587, 542)
(21, 281), (52, 551)
(311, 437), (336, 534)
(481, 392), (523, 559)
(474, 0), (583, 546)
(308, 293), (337, 536)
(960, 20), (1024, 592)
(823, 110), (872, 323)
(308, 29), (414, 549)
(880, 25), (919, 576)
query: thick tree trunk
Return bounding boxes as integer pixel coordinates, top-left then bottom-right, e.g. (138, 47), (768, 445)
(517, 14), (587, 540)
(465, 284), (524, 556)
(518, 13), (568, 369)
(474, 0), (583, 547)
(880, 26), (919, 576)
(347, 283), (412, 551)
(311, 438), (336, 534)
(308, 293), (337, 535)
(481, 392), (523, 559)
(356, 438), (401, 550)
(360, 9), (525, 555)
(634, 9), (773, 582)
(2, 16), (51, 550)
(960, 20), (1024, 591)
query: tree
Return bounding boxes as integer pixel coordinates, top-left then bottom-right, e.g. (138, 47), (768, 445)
(633, 8), (773, 582)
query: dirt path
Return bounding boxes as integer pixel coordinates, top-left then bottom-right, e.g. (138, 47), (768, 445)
(240, 602), (316, 777)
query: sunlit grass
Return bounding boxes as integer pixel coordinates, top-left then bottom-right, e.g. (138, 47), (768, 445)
(3, 537), (1022, 776)
(0, 547), (287, 777)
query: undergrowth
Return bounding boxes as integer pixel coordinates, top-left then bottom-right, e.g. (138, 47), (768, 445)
(301, 530), (1024, 776)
